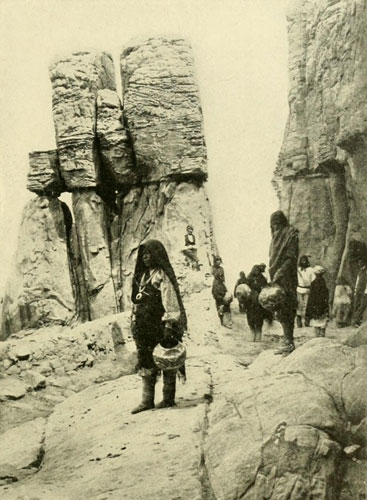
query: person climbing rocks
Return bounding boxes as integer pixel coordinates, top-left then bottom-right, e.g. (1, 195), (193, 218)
(269, 210), (299, 355)
(211, 256), (232, 329)
(352, 258), (367, 327)
(296, 255), (315, 327)
(182, 225), (201, 271)
(130, 239), (187, 414)
(305, 265), (329, 337)
(246, 265), (269, 341)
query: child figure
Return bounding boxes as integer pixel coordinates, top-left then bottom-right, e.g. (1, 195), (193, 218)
(182, 225), (200, 271)
(305, 266), (329, 337)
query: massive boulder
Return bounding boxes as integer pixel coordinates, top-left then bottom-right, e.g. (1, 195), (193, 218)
(274, 0), (367, 300)
(27, 151), (65, 196)
(49, 52), (116, 189)
(1, 197), (75, 339)
(204, 338), (367, 500)
(120, 37), (208, 182)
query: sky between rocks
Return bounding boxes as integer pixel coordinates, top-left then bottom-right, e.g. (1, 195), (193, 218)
(0, 0), (288, 292)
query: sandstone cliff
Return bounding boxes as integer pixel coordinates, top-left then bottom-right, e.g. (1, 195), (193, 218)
(274, 0), (367, 305)
(0, 38), (216, 339)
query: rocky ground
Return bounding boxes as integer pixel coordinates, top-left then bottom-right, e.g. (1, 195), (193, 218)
(0, 289), (365, 499)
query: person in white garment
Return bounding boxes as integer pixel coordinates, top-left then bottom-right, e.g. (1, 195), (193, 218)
(296, 255), (315, 327)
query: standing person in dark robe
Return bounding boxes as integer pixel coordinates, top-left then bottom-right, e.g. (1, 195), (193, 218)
(258, 263), (268, 279)
(351, 259), (367, 327)
(246, 265), (270, 341)
(130, 240), (187, 414)
(247, 264), (267, 293)
(211, 256), (232, 328)
(269, 210), (299, 355)
(234, 271), (248, 312)
(256, 263), (273, 326)
(234, 271), (248, 295)
(305, 266), (329, 337)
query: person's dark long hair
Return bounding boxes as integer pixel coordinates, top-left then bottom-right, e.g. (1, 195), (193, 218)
(270, 210), (288, 235)
(132, 239), (188, 331)
(298, 255), (310, 268)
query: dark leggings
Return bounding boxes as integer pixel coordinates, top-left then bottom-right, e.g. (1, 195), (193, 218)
(277, 290), (297, 344)
(134, 335), (162, 371)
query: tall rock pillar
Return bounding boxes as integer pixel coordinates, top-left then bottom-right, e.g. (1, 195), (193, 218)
(49, 52), (119, 318)
(115, 37), (216, 308)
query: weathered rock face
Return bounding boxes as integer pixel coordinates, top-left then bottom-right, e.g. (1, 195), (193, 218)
(275, 0), (367, 305)
(0, 417), (46, 473)
(1, 197), (75, 339)
(96, 89), (137, 186)
(49, 52), (115, 189)
(204, 338), (367, 500)
(72, 191), (117, 320)
(0, 313), (135, 381)
(121, 37), (207, 182)
(279, 169), (348, 294)
(27, 151), (65, 196)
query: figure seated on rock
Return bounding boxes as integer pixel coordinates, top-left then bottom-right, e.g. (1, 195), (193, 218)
(182, 225), (201, 271)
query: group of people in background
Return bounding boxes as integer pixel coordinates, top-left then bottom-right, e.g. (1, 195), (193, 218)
(211, 210), (330, 354)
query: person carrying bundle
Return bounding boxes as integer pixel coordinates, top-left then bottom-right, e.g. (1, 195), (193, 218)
(268, 210), (299, 355)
